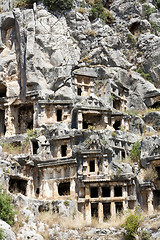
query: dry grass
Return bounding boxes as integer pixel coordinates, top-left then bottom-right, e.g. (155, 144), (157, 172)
(38, 211), (127, 231)
(2, 141), (30, 155)
(85, 29), (97, 37)
(77, 7), (88, 14)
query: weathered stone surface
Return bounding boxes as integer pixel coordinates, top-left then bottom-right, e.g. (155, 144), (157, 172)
(0, 220), (16, 240)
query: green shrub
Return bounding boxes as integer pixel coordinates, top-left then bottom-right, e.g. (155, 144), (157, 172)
(127, 34), (136, 44)
(130, 141), (141, 163)
(14, 0), (73, 10)
(156, 0), (160, 9)
(122, 208), (143, 240)
(89, 0), (113, 23)
(150, 20), (159, 35)
(0, 229), (4, 240)
(64, 200), (69, 207)
(0, 189), (16, 226)
(135, 67), (152, 82)
(140, 230), (151, 240)
(43, 0), (73, 11)
(143, 4), (156, 20)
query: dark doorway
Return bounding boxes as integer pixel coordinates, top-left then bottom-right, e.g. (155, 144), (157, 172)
(36, 188), (40, 195)
(18, 104), (33, 133)
(0, 110), (5, 136)
(113, 120), (121, 130)
(113, 100), (121, 110)
(9, 178), (27, 195)
(57, 109), (62, 122)
(77, 87), (82, 96)
(103, 203), (111, 220)
(122, 151), (125, 159)
(32, 141), (39, 154)
(114, 186), (122, 197)
(102, 187), (110, 197)
(61, 145), (67, 157)
(89, 160), (95, 172)
(91, 203), (98, 218)
(0, 83), (6, 98)
(83, 120), (89, 129)
(90, 187), (98, 198)
(115, 202), (123, 213)
(58, 182), (70, 196)
(128, 201), (134, 210)
(153, 190), (160, 209)
(155, 167), (160, 180)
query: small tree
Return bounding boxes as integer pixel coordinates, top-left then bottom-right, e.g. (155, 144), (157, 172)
(43, 0), (73, 11)
(130, 141), (141, 163)
(122, 207), (143, 240)
(0, 189), (16, 226)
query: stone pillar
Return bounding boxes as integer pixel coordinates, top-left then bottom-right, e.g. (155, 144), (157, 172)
(95, 158), (98, 173)
(122, 186), (127, 212)
(99, 202), (103, 223)
(70, 179), (76, 198)
(33, 101), (38, 128)
(148, 190), (154, 214)
(78, 111), (83, 129)
(110, 185), (116, 217)
(111, 202), (116, 217)
(85, 201), (91, 224)
(53, 182), (59, 198)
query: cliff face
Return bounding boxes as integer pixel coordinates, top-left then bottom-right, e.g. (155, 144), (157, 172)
(1, 0), (160, 239)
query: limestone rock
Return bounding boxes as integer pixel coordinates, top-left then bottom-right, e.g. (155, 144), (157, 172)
(0, 220), (16, 240)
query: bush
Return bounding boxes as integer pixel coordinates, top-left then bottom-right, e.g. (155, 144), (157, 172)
(89, 0), (113, 23)
(14, 0), (73, 10)
(143, 4), (156, 20)
(130, 141), (141, 163)
(122, 208), (143, 240)
(0, 189), (16, 226)
(0, 229), (4, 240)
(135, 67), (152, 82)
(14, 0), (36, 8)
(43, 0), (73, 11)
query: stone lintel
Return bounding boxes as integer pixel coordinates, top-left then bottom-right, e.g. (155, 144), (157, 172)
(37, 158), (77, 167)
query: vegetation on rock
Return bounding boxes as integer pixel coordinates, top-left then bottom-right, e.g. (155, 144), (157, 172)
(122, 208), (144, 240)
(130, 141), (141, 163)
(89, 0), (114, 23)
(0, 188), (16, 226)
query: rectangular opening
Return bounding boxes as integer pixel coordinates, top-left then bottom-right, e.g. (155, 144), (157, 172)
(90, 187), (98, 198)
(32, 140), (39, 154)
(115, 202), (123, 213)
(57, 109), (62, 122)
(91, 203), (98, 218)
(113, 120), (121, 130)
(0, 83), (6, 98)
(77, 87), (82, 96)
(156, 167), (160, 180)
(9, 178), (27, 195)
(153, 190), (160, 209)
(114, 186), (122, 197)
(89, 160), (95, 172)
(122, 151), (125, 159)
(128, 201), (134, 210)
(102, 186), (110, 197)
(18, 104), (33, 133)
(58, 182), (70, 196)
(61, 145), (67, 157)
(0, 109), (6, 136)
(113, 100), (121, 110)
(127, 185), (133, 196)
(103, 203), (111, 221)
